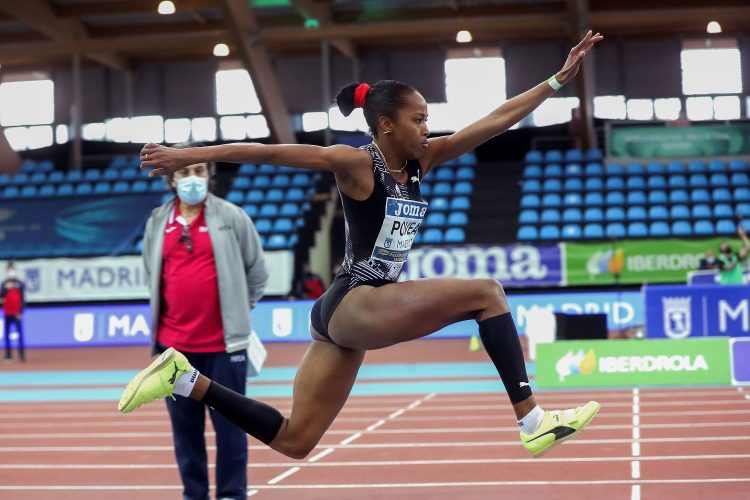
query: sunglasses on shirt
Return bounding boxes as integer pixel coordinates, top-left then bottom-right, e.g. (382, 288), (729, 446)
(175, 216), (193, 253)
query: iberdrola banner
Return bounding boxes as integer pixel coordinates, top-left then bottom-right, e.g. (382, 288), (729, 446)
(609, 123), (750, 158)
(564, 238), (743, 286)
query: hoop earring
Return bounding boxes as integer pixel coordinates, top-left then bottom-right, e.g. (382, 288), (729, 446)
(384, 130), (392, 135)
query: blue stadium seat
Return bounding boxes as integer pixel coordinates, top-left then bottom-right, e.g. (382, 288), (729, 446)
(420, 183), (431, 197)
(444, 228), (466, 243)
(606, 177), (625, 190)
(707, 159), (725, 172)
(627, 222), (648, 238)
(539, 225), (560, 240)
(233, 177), (251, 189)
(716, 219), (736, 234)
(291, 173), (310, 187)
(669, 190), (689, 204)
(742, 220), (750, 233)
(605, 207), (625, 221)
(542, 193), (561, 207)
(649, 221), (670, 237)
(458, 152), (476, 165)
(109, 156), (129, 169)
(435, 168), (454, 181)
(266, 189), (284, 202)
(227, 190), (244, 204)
(689, 174), (708, 187)
(94, 182), (111, 195)
(671, 221), (692, 236)
(38, 160), (54, 172)
(646, 162), (664, 174)
(626, 176), (645, 190)
(524, 151), (543, 163)
(242, 205), (258, 218)
(563, 178), (583, 191)
(647, 176), (666, 189)
(48, 171), (64, 183)
(520, 194), (542, 208)
(272, 175), (290, 187)
(103, 169), (119, 181)
(669, 175), (687, 188)
(562, 208), (582, 222)
(667, 161), (685, 174)
(626, 206), (647, 221)
(606, 223), (626, 239)
(714, 204), (733, 219)
(648, 190), (668, 204)
(694, 220), (715, 236)
(544, 150), (562, 163)
(450, 197), (470, 210)
(584, 177), (603, 191)
(253, 175), (271, 188)
(541, 209), (560, 223)
(246, 190), (264, 203)
(19, 185), (37, 198)
(605, 192), (625, 205)
(564, 163), (582, 177)
(626, 163), (645, 175)
(738, 203), (750, 218)
(691, 189), (710, 203)
(422, 228), (443, 244)
(20, 161), (36, 173)
(648, 205), (669, 220)
(11, 173), (28, 185)
(713, 188), (731, 202)
(266, 234), (288, 249)
(524, 164), (542, 178)
(161, 193), (174, 205)
(258, 164), (277, 174)
(519, 209), (538, 224)
(56, 183), (73, 196)
(150, 179), (166, 192)
(731, 173), (750, 186)
(456, 167), (475, 180)
(239, 163), (257, 175)
(259, 204), (278, 218)
(584, 192), (604, 206)
(627, 191), (646, 205)
(544, 164), (563, 177)
(606, 163), (624, 176)
(272, 218), (294, 232)
(583, 207), (604, 222)
(286, 188), (305, 201)
(447, 212), (468, 226)
(84, 169), (101, 181)
(254, 219), (272, 233)
(433, 182), (452, 196)
(584, 148), (603, 162)
(584, 162), (603, 176)
(543, 179), (562, 192)
(121, 169), (137, 179)
(670, 205), (690, 219)
(454, 182), (473, 195)
(425, 213), (446, 227)
(279, 203), (299, 217)
(710, 173), (729, 187)
(29, 172), (46, 184)
(130, 181), (147, 193)
(75, 182), (93, 195)
(38, 184), (55, 197)
(692, 204), (712, 219)
(517, 225), (538, 240)
(687, 161), (707, 173)
(728, 159), (747, 172)
(735, 188), (750, 202)
(564, 149), (583, 163)
(431, 197), (450, 211)
(562, 224), (582, 239)
(522, 180), (541, 193)
(584, 223), (604, 239)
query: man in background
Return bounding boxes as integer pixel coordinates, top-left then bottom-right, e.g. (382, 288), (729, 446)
(1, 261), (25, 362)
(718, 225), (750, 285)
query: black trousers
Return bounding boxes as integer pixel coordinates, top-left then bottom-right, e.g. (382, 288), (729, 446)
(3, 315), (24, 361)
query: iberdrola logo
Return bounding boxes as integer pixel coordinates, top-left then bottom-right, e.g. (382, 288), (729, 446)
(556, 348), (596, 381)
(586, 248), (625, 280)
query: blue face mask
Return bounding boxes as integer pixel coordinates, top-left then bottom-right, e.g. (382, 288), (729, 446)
(176, 176), (208, 205)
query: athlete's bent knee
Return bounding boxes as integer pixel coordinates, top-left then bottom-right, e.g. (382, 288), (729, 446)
(479, 279), (508, 313)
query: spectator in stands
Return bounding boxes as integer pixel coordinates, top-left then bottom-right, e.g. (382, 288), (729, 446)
(698, 250), (719, 271)
(293, 264), (326, 299)
(1, 261), (25, 363)
(140, 142), (268, 500)
(718, 225), (750, 285)
(124, 31), (603, 461)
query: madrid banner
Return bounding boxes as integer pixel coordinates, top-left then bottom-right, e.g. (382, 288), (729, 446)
(609, 123), (750, 158)
(536, 338), (731, 389)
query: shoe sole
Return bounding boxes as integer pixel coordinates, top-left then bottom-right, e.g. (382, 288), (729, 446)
(118, 348), (177, 413)
(533, 402), (601, 458)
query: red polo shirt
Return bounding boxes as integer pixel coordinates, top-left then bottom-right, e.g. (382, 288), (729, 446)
(2, 283), (22, 316)
(157, 204), (225, 352)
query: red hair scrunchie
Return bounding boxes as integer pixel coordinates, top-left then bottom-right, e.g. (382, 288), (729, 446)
(353, 83), (370, 109)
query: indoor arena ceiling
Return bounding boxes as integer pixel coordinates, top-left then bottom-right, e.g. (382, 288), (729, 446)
(0, 0), (747, 71)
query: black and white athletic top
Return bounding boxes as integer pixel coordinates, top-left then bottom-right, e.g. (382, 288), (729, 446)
(338, 143), (428, 289)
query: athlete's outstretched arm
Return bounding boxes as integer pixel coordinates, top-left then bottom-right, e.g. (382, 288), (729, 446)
(139, 142), (370, 177)
(423, 30), (603, 171)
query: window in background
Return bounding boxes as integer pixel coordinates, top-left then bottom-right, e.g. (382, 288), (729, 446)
(302, 112), (328, 132)
(654, 98), (682, 121)
(130, 115), (164, 143)
(246, 115), (270, 139)
(216, 69), (262, 115)
(594, 95), (627, 120)
(626, 99), (654, 121)
(106, 118), (131, 143)
(532, 97), (580, 127)
(329, 106), (367, 132)
(82, 122), (106, 141)
(685, 96), (714, 120)
(55, 124), (69, 144)
(164, 118), (191, 144)
(681, 42), (742, 95)
(713, 95), (741, 120)
(0, 79), (54, 127)
(3, 127), (29, 151)
(445, 48), (506, 130)
(191, 117), (217, 142)
(26, 125), (54, 149)
(220, 115), (248, 140)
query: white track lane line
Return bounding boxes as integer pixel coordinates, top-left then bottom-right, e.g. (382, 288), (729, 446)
(632, 388), (641, 500)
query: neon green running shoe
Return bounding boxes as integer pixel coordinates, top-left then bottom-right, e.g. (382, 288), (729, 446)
(118, 347), (192, 413)
(520, 401), (600, 457)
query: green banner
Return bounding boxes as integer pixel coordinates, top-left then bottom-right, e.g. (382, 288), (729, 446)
(536, 338), (731, 389)
(564, 238), (742, 286)
(609, 123), (750, 158)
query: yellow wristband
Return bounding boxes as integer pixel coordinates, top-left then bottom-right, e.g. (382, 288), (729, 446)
(547, 75), (563, 91)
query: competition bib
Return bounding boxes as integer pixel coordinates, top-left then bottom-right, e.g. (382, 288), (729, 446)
(371, 197), (427, 263)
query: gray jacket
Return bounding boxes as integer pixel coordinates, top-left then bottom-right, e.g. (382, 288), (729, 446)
(142, 193), (268, 353)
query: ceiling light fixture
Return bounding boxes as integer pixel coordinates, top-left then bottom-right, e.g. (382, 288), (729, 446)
(213, 43), (230, 57)
(456, 30), (473, 43)
(158, 1), (176, 15)
(706, 21), (722, 34)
